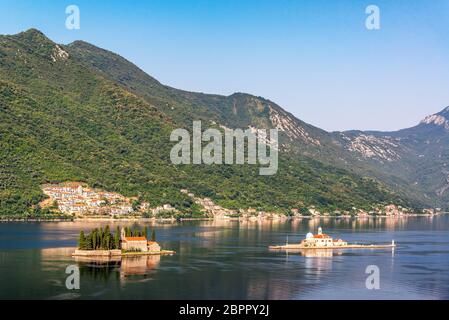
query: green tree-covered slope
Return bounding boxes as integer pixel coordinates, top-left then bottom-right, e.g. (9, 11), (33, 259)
(0, 29), (415, 217)
(67, 37), (429, 209)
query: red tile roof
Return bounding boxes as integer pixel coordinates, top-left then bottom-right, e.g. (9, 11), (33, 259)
(314, 234), (331, 239)
(123, 237), (147, 242)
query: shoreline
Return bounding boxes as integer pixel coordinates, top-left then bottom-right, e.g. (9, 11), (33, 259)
(0, 218), (74, 222)
(0, 213), (442, 222)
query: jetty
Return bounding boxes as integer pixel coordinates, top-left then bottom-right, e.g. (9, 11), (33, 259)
(269, 243), (396, 250)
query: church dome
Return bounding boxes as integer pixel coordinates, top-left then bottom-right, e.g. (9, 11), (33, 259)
(306, 232), (314, 239)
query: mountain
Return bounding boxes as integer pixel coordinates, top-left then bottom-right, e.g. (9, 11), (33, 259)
(67, 36), (431, 207)
(0, 29), (427, 217)
(67, 40), (331, 146)
(70, 36), (449, 209)
(66, 39), (368, 173)
(337, 107), (449, 207)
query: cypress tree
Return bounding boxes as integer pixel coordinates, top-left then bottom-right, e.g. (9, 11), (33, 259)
(97, 230), (101, 250)
(100, 229), (104, 249)
(92, 230), (97, 250)
(105, 234), (110, 250)
(151, 229), (156, 242)
(114, 229), (120, 249)
(99, 227), (104, 249)
(105, 225), (110, 238)
(86, 234), (93, 250)
(104, 226), (110, 249)
(91, 229), (95, 249)
(78, 231), (86, 249)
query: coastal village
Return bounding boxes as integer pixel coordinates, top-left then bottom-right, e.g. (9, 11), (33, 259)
(181, 189), (289, 220)
(180, 189), (435, 218)
(40, 182), (439, 220)
(41, 182), (177, 218)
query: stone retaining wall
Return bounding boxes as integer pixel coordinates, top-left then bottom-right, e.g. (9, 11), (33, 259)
(73, 249), (122, 256)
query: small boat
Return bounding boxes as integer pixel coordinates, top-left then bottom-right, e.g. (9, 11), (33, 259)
(269, 227), (396, 250)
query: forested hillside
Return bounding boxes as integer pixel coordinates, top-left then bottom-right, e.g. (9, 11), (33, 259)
(0, 29), (416, 217)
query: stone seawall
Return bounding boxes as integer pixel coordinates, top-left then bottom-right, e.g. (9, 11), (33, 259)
(73, 249), (122, 257)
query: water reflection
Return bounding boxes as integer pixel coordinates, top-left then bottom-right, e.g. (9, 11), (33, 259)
(120, 255), (160, 278)
(74, 255), (161, 283)
(298, 249), (341, 258)
(1, 215), (448, 299)
(41, 247), (161, 282)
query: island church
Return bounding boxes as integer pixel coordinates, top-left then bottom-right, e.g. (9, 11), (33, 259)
(120, 228), (161, 252)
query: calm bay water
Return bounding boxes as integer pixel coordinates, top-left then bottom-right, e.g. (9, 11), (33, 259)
(0, 216), (448, 300)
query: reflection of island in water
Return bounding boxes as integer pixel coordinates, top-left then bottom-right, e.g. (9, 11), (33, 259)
(74, 255), (160, 281)
(119, 255), (160, 278)
(297, 249), (343, 258)
(285, 249), (345, 281)
(287, 249), (342, 270)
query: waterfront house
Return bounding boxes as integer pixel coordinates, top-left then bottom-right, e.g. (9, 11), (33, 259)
(151, 204), (177, 215)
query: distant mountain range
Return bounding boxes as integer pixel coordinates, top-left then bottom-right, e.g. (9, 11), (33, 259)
(0, 29), (447, 216)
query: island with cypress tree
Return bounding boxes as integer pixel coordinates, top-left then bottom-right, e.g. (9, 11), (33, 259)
(73, 226), (175, 257)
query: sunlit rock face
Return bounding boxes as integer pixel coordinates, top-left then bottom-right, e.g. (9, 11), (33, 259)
(420, 114), (449, 130)
(346, 134), (401, 161)
(51, 45), (69, 62)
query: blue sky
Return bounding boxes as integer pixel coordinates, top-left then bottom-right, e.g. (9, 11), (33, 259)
(1, 0), (449, 131)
